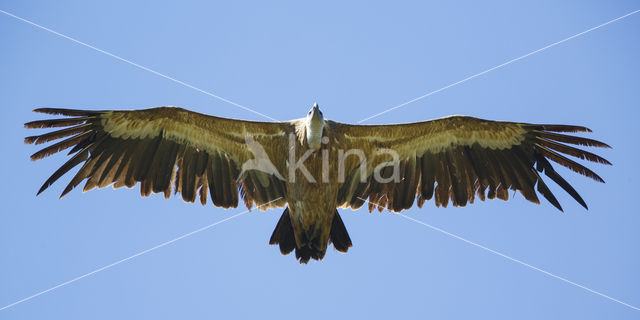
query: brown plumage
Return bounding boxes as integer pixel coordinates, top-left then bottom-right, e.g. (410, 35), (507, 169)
(25, 104), (611, 263)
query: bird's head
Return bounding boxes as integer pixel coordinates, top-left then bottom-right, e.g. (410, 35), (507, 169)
(305, 103), (325, 149)
(306, 102), (324, 125)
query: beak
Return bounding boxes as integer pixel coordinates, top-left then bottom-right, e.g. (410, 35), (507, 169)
(311, 103), (320, 118)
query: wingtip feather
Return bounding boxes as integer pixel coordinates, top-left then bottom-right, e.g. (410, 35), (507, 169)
(32, 108), (99, 116)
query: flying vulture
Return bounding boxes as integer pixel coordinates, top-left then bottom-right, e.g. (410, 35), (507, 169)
(25, 104), (611, 263)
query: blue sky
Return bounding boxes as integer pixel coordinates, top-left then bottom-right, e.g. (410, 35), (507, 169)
(1, 1), (639, 319)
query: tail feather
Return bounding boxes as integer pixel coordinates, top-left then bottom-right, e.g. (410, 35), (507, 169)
(329, 210), (352, 252)
(269, 208), (352, 263)
(268, 207), (296, 255)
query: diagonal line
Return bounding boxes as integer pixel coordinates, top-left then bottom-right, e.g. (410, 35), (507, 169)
(357, 197), (639, 312)
(0, 212), (246, 311)
(0, 8), (279, 122)
(399, 214), (640, 311)
(357, 8), (640, 124)
(0, 197), (281, 312)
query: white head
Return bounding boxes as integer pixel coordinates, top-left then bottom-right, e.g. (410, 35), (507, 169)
(305, 102), (324, 149)
(306, 102), (324, 125)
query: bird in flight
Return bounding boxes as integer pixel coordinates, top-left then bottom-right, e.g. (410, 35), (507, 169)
(25, 103), (611, 263)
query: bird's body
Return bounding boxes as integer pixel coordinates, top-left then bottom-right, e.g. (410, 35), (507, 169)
(285, 130), (339, 260)
(25, 104), (611, 263)
(273, 105), (353, 260)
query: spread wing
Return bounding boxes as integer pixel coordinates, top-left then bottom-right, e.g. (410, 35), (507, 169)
(25, 107), (292, 210)
(333, 116), (611, 212)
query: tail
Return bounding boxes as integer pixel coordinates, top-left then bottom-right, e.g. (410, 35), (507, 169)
(269, 207), (352, 263)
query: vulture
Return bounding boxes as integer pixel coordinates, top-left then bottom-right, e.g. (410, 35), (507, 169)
(25, 103), (611, 263)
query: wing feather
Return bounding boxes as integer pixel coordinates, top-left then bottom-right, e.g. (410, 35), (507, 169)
(178, 147), (198, 202)
(446, 150), (467, 207)
(83, 151), (113, 193)
(505, 149), (539, 204)
(32, 107), (102, 117)
(112, 139), (141, 189)
(98, 148), (126, 188)
(465, 146), (490, 201)
(28, 131), (95, 160)
(532, 168), (563, 211)
(37, 145), (91, 196)
(434, 153), (451, 208)
(25, 124), (93, 145)
(26, 106), (291, 209)
(208, 152), (225, 207)
(534, 130), (610, 148)
(400, 156), (419, 210)
(25, 116), (94, 129)
(335, 115), (609, 212)
(530, 124), (592, 133)
(64, 156), (100, 197)
(419, 153), (436, 201)
(486, 149), (515, 196)
(534, 137), (610, 164)
(534, 144), (604, 182)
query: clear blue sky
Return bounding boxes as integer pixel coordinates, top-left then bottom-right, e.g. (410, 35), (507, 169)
(1, 1), (639, 319)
